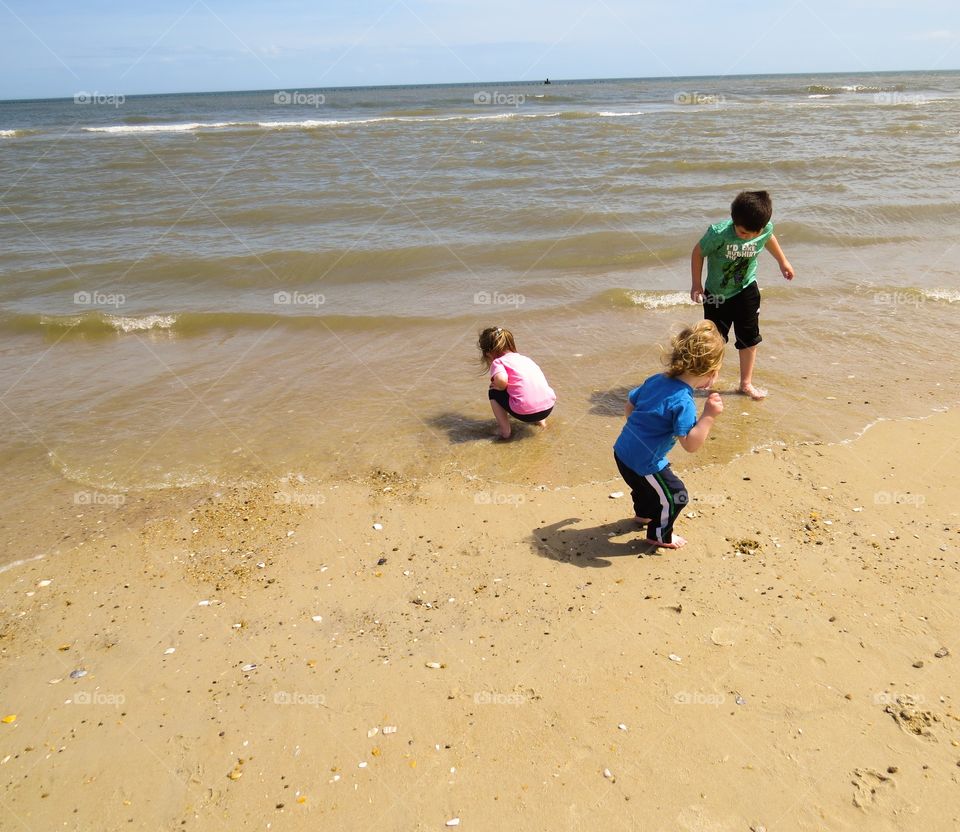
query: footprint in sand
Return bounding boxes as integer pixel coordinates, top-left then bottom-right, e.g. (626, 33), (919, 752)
(851, 767), (895, 810)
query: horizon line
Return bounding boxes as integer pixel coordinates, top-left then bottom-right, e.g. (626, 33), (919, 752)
(2, 66), (957, 105)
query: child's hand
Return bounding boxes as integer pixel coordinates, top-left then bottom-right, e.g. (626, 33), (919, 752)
(780, 261), (795, 280)
(690, 286), (704, 303)
(704, 392), (723, 417)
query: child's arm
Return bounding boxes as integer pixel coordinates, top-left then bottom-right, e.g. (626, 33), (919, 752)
(624, 401), (634, 420)
(677, 393), (723, 452)
(766, 235), (794, 280)
(690, 244), (705, 302)
(490, 372), (508, 390)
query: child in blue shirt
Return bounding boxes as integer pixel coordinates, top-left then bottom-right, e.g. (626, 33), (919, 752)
(690, 190), (794, 400)
(613, 321), (725, 549)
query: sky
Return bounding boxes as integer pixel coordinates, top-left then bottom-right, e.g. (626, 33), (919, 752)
(1, 0), (958, 100)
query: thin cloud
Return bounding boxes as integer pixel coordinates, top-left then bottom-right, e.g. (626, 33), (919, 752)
(911, 29), (956, 40)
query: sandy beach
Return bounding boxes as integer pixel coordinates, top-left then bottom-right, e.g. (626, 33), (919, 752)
(2, 408), (958, 831)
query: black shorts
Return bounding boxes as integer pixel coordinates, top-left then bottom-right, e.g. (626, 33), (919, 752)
(488, 388), (553, 423)
(703, 281), (761, 350)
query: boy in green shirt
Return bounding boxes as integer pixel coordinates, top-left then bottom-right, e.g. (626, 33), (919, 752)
(690, 190), (795, 399)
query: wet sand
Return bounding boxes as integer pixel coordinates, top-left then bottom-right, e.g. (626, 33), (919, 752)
(1, 411), (959, 831)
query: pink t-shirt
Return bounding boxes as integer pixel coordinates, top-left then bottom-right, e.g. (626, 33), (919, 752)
(489, 352), (556, 415)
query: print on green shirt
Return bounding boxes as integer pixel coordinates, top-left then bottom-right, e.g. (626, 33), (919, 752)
(699, 219), (774, 300)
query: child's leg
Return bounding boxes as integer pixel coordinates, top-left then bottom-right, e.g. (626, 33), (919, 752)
(731, 283), (765, 399)
(515, 407), (553, 432)
(487, 389), (514, 439)
(737, 345), (766, 399)
(488, 398), (512, 439)
(642, 466), (689, 549)
(613, 454), (653, 523)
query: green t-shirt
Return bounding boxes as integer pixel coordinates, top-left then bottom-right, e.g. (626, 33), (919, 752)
(699, 219), (774, 300)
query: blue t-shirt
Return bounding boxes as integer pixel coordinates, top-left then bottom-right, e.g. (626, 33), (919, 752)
(613, 374), (698, 475)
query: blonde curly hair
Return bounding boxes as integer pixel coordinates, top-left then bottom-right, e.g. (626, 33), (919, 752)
(664, 321), (725, 378)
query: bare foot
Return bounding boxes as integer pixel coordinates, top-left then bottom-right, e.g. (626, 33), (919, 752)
(738, 383), (767, 400)
(633, 516), (651, 525)
(643, 535), (687, 549)
(494, 429), (511, 440)
(534, 420), (548, 431)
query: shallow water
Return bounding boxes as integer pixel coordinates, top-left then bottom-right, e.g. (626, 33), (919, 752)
(1, 71), (959, 563)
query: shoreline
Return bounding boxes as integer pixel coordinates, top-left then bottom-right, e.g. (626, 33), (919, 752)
(2, 397), (957, 574)
(0, 398), (957, 574)
(2, 406), (958, 830)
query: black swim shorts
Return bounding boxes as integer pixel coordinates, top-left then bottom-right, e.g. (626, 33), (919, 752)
(703, 281), (761, 350)
(488, 388), (554, 423)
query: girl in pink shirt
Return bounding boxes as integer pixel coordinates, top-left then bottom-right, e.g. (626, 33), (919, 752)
(478, 326), (556, 440)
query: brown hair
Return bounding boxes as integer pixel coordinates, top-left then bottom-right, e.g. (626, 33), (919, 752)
(731, 190), (772, 231)
(478, 326), (517, 368)
(664, 321), (725, 378)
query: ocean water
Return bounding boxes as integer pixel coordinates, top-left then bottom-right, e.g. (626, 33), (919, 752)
(2, 72), (959, 562)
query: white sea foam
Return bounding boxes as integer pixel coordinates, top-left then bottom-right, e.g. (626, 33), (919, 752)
(82, 111), (568, 135)
(0, 129), (20, 137)
(83, 122), (242, 134)
(0, 553), (46, 575)
(598, 111), (646, 117)
(922, 288), (960, 303)
(105, 314), (178, 332)
(627, 291), (694, 310)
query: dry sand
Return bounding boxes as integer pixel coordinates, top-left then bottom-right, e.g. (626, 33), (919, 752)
(2, 411), (959, 831)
